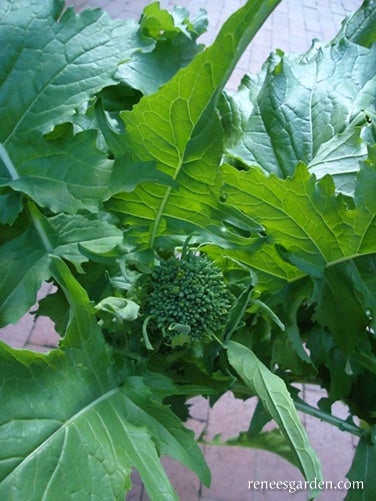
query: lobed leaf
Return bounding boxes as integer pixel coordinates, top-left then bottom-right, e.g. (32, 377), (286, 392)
(107, 0), (280, 249)
(116, 2), (208, 95)
(0, 132), (114, 214)
(220, 160), (376, 289)
(0, 0), (152, 156)
(0, 0), (154, 215)
(334, 0), (376, 48)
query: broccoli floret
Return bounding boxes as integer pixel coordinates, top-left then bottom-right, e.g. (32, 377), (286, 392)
(143, 252), (232, 343)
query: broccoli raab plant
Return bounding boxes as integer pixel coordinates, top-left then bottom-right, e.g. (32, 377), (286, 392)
(0, 0), (375, 499)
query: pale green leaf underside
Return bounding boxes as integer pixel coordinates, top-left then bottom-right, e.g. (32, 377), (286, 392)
(227, 341), (322, 495)
(222, 40), (376, 194)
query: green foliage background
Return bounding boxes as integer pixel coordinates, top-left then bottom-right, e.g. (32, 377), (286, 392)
(0, 0), (375, 499)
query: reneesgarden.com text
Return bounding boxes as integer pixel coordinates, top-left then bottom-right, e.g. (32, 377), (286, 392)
(248, 479), (364, 494)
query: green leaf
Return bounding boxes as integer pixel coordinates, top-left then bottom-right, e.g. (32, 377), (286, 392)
(270, 280), (317, 376)
(0, 204), (123, 326)
(221, 38), (376, 194)
(0, 190), (23, 225)
(117, 3), (208, 95)
(0, 0), (152, 164)
(227, 341), (322, 494)
(107, 0), (280, 249)
(247, 399), (272, 437)
(306, 327), (354, 401)
(314, 261), (374, 355)
(221, 160), (376, 291)
(205, 428), (303, 469)
(335, 0), (376, 48)
(345, 435), (376, 500)
(0, 258), (210, 500)
(1, 131), (114, 214)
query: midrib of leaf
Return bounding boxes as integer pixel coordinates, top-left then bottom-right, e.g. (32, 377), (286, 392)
(307, 60), (318, 161)
(151, 155), (182, 246)
(40, 430), (67, 501)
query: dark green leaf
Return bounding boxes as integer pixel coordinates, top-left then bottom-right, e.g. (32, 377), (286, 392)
(345, 435), (376, 500)
(0, 205), (123, 326)
(117, 3), (207, 95)
(0, 190), (23, 225)
(335, 0), (376, 48)
(0, 0), (152, 165)
(315, 261), (374, 355)
(247, 399), (272, 437)
(1, 131), (114, 214)
(206, 428), (303, 468)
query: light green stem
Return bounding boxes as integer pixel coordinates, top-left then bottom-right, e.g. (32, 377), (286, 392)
(0, 143), (19, 180)
(27, 201), (54, 252)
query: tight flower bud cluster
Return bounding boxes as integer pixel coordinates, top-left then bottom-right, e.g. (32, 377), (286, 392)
(143, 253), (232, 341)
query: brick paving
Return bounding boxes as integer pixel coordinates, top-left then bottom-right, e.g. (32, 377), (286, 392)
(0, 0), (362, 500)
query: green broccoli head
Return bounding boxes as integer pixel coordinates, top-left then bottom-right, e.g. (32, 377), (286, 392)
(143, 252), (232, 342)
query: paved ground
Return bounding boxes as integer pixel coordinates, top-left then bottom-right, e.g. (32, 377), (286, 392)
(1, 0), (363, 499)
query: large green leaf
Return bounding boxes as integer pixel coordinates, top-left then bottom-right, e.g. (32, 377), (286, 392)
(0, 0), (154, 215)
(0, 258), (210, 500)
(220, 38), (376, 194)
(0, 132), (114, 214)
(0, 204), (123, 326)
(106, 0), (280, 249)
(219, 156), (376, 353)
(314, 260), (376, 355)
(227, 341), (322, 496)
(0, 0), (152, 158)
(0, 136), (174, 217)
(220, 157), (376, 287)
